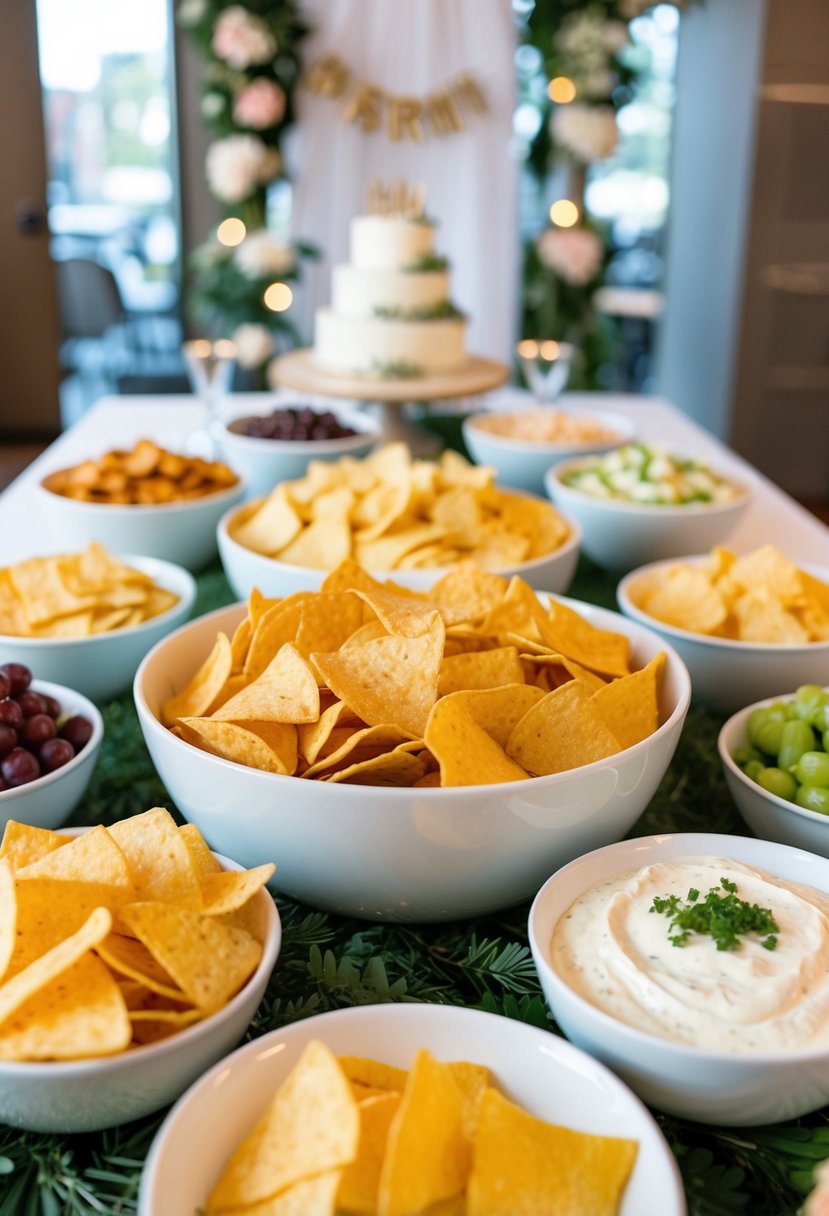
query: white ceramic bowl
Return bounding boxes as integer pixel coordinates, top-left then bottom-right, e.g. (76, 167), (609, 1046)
(463, 405), (636, 494)
(34, 475), (246, 572)
(217, 499), (583, 599)
(0, 556), (196, 703)
(215, 403), (381, 500)
(545, 459), (751, 573)
(138, 1002), (685, 1216)
(718, 689), (829, 855)
(0, 679), (103, 834)
(529, 832), (829, 1126)
(133, 595), (691, 922)
(0, 828), (281, 1133)
(617, 557), (829, 714)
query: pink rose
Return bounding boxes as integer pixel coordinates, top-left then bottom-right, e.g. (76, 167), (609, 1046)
(536, 227), (603, 286)
(233, 78), (286, 129)
(212, 5), (275, 70)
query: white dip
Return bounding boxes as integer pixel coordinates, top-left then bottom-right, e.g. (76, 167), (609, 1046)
(551, 856), (829, 1053)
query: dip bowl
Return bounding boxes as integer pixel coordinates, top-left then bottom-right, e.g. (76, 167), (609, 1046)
(529, 832), (829, 1126)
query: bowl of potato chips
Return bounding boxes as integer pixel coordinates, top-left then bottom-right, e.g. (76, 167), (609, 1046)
(134, 558), (691, 921)
(0, 809), (280, 1133)
(617, 546), (829, 713)
(36, 439), (245, 572)
(217, 441), (581, 598)
(545, 445), (751, 573)
(139, 1002), (685, 1216)
(0, 545), (196, 703)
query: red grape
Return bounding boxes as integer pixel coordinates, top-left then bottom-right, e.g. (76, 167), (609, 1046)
(41, 694), (62, 719)
(22, 713), (57, 748)
(39, 737), (75, 772)
(0, 700), (23, 730)
(2, 747), (40, 787)
(60, 715), (93, 750)
(0, 725), (17, 757)
(0, 673), (10, 701)
(0, 663), (31, 696)
(18, 691), (48, 718)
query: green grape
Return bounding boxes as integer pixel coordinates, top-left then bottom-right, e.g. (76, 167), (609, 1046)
(778, 719), (817, 771)
(733, 744), (764, 767)
(794, 684), (829, 726)
(756, 767), (798, 801)
(747, 704), (789, 749)
(755, 718), (786, 757)
(823, 728), (829, 754)
(794, 751), (829, 788)
(795, 785), (829, 816)
(744, 759), (765, 781)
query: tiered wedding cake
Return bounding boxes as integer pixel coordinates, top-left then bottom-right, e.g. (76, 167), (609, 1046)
(314, 183), (467, 379)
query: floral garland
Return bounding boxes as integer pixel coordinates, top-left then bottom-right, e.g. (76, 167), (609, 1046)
(177, 0), (311, 379)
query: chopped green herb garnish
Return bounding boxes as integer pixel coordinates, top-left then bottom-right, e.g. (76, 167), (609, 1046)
(649, 877), (780, 951)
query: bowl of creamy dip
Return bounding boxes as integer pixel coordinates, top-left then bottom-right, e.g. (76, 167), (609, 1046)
(529, 832), (829, 1126)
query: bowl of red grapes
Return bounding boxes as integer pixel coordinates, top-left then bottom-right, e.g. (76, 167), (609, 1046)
(0, 662), (103, 830)
(216, 402), (380, 499)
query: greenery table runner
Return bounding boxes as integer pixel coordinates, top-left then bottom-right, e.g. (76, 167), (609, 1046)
(2, 551), (827, 1216)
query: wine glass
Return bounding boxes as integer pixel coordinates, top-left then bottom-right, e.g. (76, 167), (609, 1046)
(516, 339), (574, 405)
(182, 338), (237, 457)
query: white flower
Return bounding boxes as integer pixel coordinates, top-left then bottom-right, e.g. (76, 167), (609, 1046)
(234, 230), (294, 279)
(536, 227), (603, 286)
(232, 323), (274, 369)
(177, 0), (207, 27)
(212, 5), (276, 70)
(201, 91), (226, 120)
(552, 103), (618, 164)
(602, 20), (630, 53)
(205, 134), (280, 203)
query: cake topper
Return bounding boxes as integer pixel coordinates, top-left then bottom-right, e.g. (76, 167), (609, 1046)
(366, 178), (427, 219)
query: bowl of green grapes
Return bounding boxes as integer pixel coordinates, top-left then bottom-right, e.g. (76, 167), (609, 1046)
(719, 685), (829, 856)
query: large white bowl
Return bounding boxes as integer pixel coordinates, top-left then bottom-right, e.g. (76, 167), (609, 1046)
(35, 475), (246, 572)
(0, 555), (196, 703)
(217, 499), (583, 599)
(0, 828), (281, 1133)
(718, 689), (829, 856)
(463, 405), (636, 494)
(0, 679), (103, 834)
(138, 1003), (685, 1216)
(215, 403), (381, 500)
(617, 557), (829, 714)
(545, 458), (751, 573)
(133, 595), (691, 922)
(529, 832), (829, 1126)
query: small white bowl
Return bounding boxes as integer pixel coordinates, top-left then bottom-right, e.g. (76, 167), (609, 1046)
(133, 595), (690, 922)
(0, 680), (103, 834)
(138, 1003), (685, 1216)
(463, 405), (636, 494)
(0, 556), (196, 703)
(217, 499), (583, 599)
(529, 832), (829, 1126)
(718, 689), (829, 856)
(215, 404), (381, 500)
(545, 459), (751, 573)
(0, 829), (281, 1133)
(617, 557), (829, 714)
(35, 476), (246, 572)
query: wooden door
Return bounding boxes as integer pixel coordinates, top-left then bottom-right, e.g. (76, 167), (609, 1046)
(0, 3), (61, 437)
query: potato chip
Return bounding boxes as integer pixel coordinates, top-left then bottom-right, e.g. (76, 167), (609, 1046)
(733, 587), (809, 645)
(639, 566), (728, 635)
(378, 1048), (469, 1216)
(506, 681), (622, 776)
(206, 1039), (359, 1212)
(467, 1086), (637, 1216)
(117, 901), (261, 1014)
(161, 632), (233, 725)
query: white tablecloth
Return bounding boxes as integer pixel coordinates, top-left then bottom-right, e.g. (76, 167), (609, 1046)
(1, 389), (827, 566)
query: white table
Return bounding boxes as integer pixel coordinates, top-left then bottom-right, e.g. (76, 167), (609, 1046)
(1, 389), (828, 566)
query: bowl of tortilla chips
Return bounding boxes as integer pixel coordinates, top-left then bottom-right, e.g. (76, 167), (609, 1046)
(617, 546), (829, 713)
(0, 809), (280, 1133)
(216, 441), (582, 598)
(134, 559), (691, 922)
(36, 440), (245, 572)
(138, 1003), (684, 1216)
(0, 546), (196, 703)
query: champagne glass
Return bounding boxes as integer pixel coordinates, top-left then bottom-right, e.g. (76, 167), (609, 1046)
(182, 338), (237, 457)
(516, 339), (574, 405)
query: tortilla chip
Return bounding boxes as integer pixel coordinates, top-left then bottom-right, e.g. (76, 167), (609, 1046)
(590, 653), (666, 750)
(425, 693), (529, 786)
(108, 807), (202, 906)
(506, 681), (622, 776)
(161, 632), (233, 725)
(213, 643), (320, 725)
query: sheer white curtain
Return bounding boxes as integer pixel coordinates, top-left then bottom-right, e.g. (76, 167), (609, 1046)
(287, 0), (519, 364)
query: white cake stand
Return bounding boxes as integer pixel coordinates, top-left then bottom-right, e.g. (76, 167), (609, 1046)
(270, 349), (510, 456)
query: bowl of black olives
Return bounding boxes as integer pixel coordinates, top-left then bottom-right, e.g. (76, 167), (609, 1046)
(216, 402), (380, 499)
(0, 661), (103, 833)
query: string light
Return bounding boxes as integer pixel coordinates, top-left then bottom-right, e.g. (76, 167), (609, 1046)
(549, 199), (579, 227)
(548, 76), (576, 104)
(264, 282), (293, 312)
(216, 217), (246, 246)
